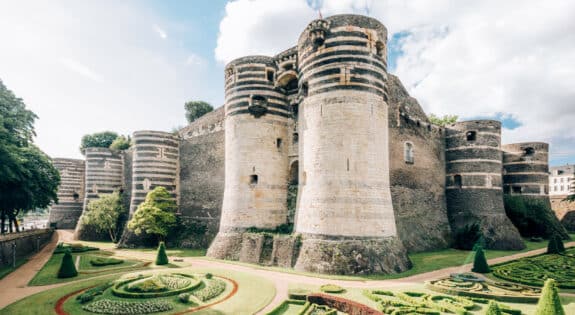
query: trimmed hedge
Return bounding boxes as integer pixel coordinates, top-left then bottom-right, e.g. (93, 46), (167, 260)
(155, 242), (169, 265)
(54, 242), (99, 254)
(76, 282), (113, 304)
(57, 249), (78, 278)
(90, 257), (124, 267)
(535, 279), (565, 315)
(471, 246), (490, 273)
(82, 299), (173, 314)
(319, 284), (345, 294)
(191, 278), (226, 302)
(112, 274), (201, 298)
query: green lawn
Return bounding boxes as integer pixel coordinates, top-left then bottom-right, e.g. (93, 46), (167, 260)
(28, 250), (151, 286)
(78, 253), (141, 272)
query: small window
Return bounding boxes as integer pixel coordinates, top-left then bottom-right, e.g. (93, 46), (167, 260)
(523, 147), (535, 156)
(466, 131), (477, 141)
(266, 69), (274, 82)
(301, 82), (308, 97)
(293, 133), (299, 144)
(404, 142), (414, 164)
(249, 174), (258, 185)
(454, 175), (462, 188)
(512, 186), (522, 194)
(284, 63), (293, 71)
(72, 192), (79, 201)
(276, 138), (282, 150)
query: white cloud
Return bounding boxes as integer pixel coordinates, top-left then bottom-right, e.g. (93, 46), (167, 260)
(59, 58), (103, 82)
(215, 0), (575, 163)
(153, 23), (167, 39)
(185, 54), (207, 68)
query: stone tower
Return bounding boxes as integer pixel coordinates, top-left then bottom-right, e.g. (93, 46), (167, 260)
(48, 158), (85, 229)
(502, 142), (550, 196)
(445, 120), (524, 250)
(293, 15), (411, 274)
(207, 56), (290, 259)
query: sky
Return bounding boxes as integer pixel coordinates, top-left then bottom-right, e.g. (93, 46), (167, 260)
(0, 0), (573, 165)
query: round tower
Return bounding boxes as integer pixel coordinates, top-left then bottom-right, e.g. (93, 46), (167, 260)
(501, 142), (549, 196)
(48, 158), (85, 229)
(75, 147), (124, 240)
(445, 120), (524, 250)
(293, 14), (411, 274)
(207, 56), (290, 259)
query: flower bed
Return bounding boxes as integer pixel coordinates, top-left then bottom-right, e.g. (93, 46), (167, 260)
(112, 274), (201, 298)
(82, 299), (172, 314)
(191, 277), (227, 302)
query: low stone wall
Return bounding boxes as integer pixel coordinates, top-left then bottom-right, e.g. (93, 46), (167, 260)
(0, 229), (53, 267)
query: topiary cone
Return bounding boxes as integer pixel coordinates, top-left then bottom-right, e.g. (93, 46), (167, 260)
(155, 241), (169, 265)
(57, 248), (78, 278)
(547, 236), (560, 254)
(485, 301), (502, 315)
(535, 278), (565, 315)
(556, 234), (565, 253)
(471, 246), (490, 273)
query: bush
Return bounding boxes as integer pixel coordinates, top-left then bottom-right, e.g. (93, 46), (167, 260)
(54, 243), (99, 254)
(76, 282), (112, 304)
(82, 299), (173, 314)
(471, 246), (490, 273)
(205, 273), (213, 279)
(547, 235), (560, 254)
(90, 257), (124, 267)
(453, 223), (481, 250)
(156, 242), (169, 265)
(191, 278), (226, 302)
(319, 284), (345, 293)
(504, 195), (569, 239)
(535, 279), (565, 315)
(57, 249), (78, 278)
(486, 301), (502, 315)
(178, 292), (190, 303)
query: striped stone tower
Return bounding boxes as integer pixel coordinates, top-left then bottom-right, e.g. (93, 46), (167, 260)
(74, 147), (124, 240)
(292, 14), (411, 274)
(445, 120), (524, 250)
(48, 158), (85, 229)
(207, 56), (290, 259)
(502, 142), (550, 196)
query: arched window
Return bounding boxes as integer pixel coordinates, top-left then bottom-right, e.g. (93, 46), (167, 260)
(404, 142), (414, 164)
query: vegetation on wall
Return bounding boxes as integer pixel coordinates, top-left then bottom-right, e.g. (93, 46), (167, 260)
(503, 195), (569, 239)
(185, 100), (213, 123)
(452, 223), (482, 250)
(428, 113), (458, 126)
(127, 187), (177, 242)
(80, 192), (125, 242)
(80, 131), (132, 153)
(109, 135), (131, 151)
(0, 79), (60, 234)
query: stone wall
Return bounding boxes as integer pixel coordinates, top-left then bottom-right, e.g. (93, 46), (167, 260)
(387, 75), (451, 253)
(0, 229), (53, 267)
(502, 142), (550, 195)
(48, 158), (85, 229)
(178, 107), (225, 248)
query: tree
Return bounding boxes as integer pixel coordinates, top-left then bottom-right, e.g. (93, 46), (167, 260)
(57, 249), (78, 278)
(535, 279), (565, 315)
(185, 101), (213, 123)
(80, 192), (124, 242)
(0, 80), (60, 233)
(471, 246), (490, 273)
(79, 131), (118, 154)
(109, 135), (131, 151)
(428, 113), (458, 126)
(485, 301), (502, 315)
(127, 187), (177, 241)
(156, 241), (169, 265)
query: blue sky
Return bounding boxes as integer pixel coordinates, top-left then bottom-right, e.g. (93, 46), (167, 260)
(0, 0), (573, 165)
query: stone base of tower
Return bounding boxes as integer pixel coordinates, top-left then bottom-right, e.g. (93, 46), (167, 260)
(206, 232), (244, 260)
(294, 235), (412, 275)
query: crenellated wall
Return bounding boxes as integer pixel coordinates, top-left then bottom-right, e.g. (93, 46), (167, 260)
(48, 158), (85, 229)
(445, 121), (524, 250)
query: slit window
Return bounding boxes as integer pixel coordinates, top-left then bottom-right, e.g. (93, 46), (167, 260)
(293, 133), (299, 144)
(249, 174), (258, 185)
(276, 138), (282, 150)
(466, 131), (477, 141)
(301, 82), (308, 97)
(404, 142), (414, 164)
(73, 192), (79, 201)
(454, 175), (462, 188)
(266, 69), (274, 82)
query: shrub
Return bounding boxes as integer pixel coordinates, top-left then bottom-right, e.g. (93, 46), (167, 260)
(156, 242), (169, 265)
(471, 246), (490, 273)
(178, 292), (190, 303)
(191, 278), (226, 302)
(453, 223), (481, 250)
(534, 279), (565, 315)
(205, 273), (213, 279)
(486, 301), (502, 315)
(82, 299), (173, 314)
(54, 243), (99, 254)
(90, 257), (124, 267)
(556, 234), (565, 253)
(547, 236), (560, 254)
(57, 249), (78, 278)
(504, 195), (569, 239)
(319, 284), (345, 294)
(126, 276), (167, 293)
(76, 282), (113, 304)
(288, 288), (309, 300)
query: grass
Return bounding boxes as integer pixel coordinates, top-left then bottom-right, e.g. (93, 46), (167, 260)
(78, 254), (139, 272)
(0, 258), (28, 280)
(28, 250), (151, 286)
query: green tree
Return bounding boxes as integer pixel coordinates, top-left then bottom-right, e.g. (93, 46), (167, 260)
(471, 246), (490, 273)
(155, 241), (169, 265)
(0, 80), (60, 233)
(109, 135), (131, 151)
(57, 249), (78, 278)
(428, 113), (458, 126)
(535, 279), (565, 315)
(127, 187), (177, 241)
(79, 131), (118, 154)
(185, 101), (213, 123)
(485, 301), (502, 315)
(81, 192), (124, 242)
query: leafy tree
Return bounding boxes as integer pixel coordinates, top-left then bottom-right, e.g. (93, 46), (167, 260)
(471, 246), (490, 273)
(109, 135), (131, 151)
(127, 187), (177, 241)
(79, 131), (118, 154)
(428, 113), (458, 126)
(57, 249), (78, 278)
(185, 101), (213, 123)
(156, 241), (169, 265)
(535, 279), (565, 315)
(485, 301), (502, 315)
(0, 80), (60, 233)
(81, 192), (124, 242)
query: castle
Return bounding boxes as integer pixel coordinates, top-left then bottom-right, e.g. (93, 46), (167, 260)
(49, 14), (558, 275)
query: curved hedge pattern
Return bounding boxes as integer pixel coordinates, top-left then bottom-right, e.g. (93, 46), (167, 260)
(112, 274), (201, 298)
(82, 299), (172, 314)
